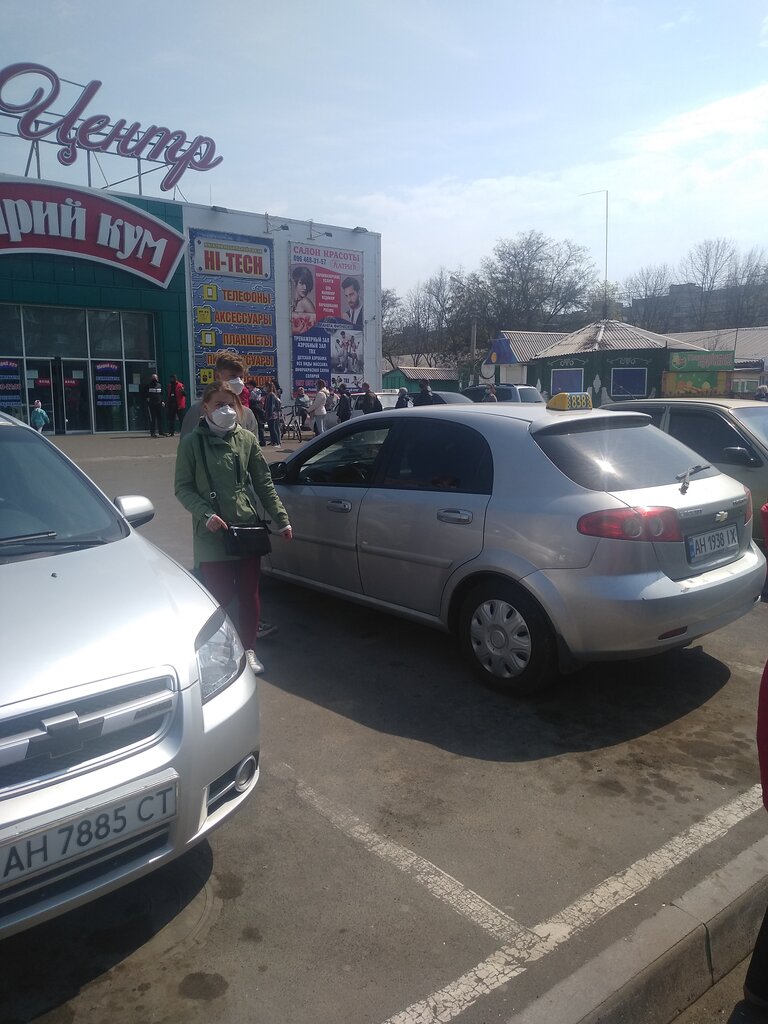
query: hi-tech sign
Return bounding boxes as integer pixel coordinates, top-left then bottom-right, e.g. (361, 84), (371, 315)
(0, 179), (186, 287)
(0, 62), (222, 192)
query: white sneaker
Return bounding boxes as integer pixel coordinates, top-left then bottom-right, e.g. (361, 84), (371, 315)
(245, 650), (264, 674)
(273, 444), (282, 450)
(256, 621), (278, 639)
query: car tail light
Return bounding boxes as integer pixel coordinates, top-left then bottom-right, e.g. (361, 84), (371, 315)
(744, 486), (753, 524)
(577, 507), (683, 542)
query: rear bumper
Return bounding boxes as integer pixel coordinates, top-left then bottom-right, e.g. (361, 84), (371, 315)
(527, 544), (767, 661)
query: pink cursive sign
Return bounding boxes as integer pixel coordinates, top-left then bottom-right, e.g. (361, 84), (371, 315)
(0, 62), (223, 191)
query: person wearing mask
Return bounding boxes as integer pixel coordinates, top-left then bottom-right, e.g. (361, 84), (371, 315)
(336, 383), (352, 423)
(166, 375), (187, 436)
(360, 382), (382, 414)
(294, 386), (311, 430)
(174, 382), (292, 675)
(395, 388), (411, 409)
(145, 373), (165, 437)
(264, 382), (282, 449)
(412, 379), (436, 407)
(249, 385), (266, 446)
(180, 351), (258, 440)
(30, 400), (50, 432)
(308, 379), (329, 435)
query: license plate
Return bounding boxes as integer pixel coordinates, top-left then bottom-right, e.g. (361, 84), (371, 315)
(686, 524), (739, 563)
(0, 783), (177, 887)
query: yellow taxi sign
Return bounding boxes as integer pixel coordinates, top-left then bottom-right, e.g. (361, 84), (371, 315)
(546, 392), (592, 411)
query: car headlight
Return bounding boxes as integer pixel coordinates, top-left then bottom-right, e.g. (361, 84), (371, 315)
(195, 609), (245, 702)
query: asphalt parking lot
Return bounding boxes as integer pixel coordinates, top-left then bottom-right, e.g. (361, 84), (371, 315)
(2, 431), (767, 1024)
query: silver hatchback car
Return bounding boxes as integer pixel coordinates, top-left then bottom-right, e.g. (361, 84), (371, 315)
(266, 398), (766, 695)
(0, 414), (260, 939)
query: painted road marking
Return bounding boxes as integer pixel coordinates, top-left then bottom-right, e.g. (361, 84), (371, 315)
(275, 764), (762, 1024)
(273, 762), (539, 949)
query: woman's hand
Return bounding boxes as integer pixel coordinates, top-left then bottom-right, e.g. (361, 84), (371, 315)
(206, 514), (228, 532)
(280, 526), (293, 541)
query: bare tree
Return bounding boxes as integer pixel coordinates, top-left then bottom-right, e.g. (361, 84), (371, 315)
(678, 238), (737, 329)
(380, 287), (404, 371)
(724, 247), (767, 331)
(622, 263), (673, 333)
(401, 283), (435, 366)
(480, 230), (596, 332)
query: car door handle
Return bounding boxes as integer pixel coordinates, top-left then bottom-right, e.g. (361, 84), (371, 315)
(437, 509), (473, 524)
(327, 499), (352, 513)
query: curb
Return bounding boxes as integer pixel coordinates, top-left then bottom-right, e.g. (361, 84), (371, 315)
(510, 835), (768, 1024)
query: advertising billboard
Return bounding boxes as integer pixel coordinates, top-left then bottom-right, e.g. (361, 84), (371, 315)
(189, 228), (276, 392)
(290, 243), (364, 392)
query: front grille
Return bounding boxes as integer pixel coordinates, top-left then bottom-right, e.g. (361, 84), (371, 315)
(0, 677), (177, 794)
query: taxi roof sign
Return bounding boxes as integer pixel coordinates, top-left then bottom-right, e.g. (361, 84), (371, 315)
(546, 392), (592, 411)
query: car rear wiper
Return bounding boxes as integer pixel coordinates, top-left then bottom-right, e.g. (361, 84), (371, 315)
(676, 463), (711, 495)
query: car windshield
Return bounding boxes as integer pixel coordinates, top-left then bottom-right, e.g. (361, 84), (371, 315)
(0, 427), (125, 559)
(534, 419), (720, 492)
(731, 406), (768, 448)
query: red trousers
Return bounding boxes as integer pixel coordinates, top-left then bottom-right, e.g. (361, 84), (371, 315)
(199, 557), (261, 649)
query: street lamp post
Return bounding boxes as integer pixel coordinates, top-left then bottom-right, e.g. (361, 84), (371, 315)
(579, 189), (609, 319)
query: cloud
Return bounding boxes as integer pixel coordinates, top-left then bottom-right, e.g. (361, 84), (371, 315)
(325, 85), (768, 293)
(617, 84), (768, 155)
(661, 10), (697, 32)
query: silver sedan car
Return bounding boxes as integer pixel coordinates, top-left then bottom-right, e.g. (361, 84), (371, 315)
(266, 398), (766, 695)
(0, 413), (260, 939)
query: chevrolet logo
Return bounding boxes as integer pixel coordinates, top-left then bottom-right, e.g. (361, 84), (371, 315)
(714, 511), (728, 523)
(28, 711), (103, 760)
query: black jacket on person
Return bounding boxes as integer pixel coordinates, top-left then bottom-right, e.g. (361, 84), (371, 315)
(361, 392), (382, 414)
(336, 393), (352, 422)
(395, 394), (411, 409)
(412, 388), (435, 407)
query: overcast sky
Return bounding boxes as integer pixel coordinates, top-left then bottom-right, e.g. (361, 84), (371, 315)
(3, 0), (768, 295)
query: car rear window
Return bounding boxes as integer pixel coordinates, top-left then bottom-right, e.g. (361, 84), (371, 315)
(533, 419), (720, 492)
(732, 406), (768, 448)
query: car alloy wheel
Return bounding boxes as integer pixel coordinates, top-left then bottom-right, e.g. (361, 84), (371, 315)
(459, 581), (556, 695)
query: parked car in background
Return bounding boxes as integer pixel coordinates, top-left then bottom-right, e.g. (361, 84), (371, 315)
(427, 391), (474, 404)
(265, 397), (765, 696)
(350, 391), (400, 418)
(608, 398), (768, 548)
(0, 412), (261, 939)
(462, 384), (544, 404)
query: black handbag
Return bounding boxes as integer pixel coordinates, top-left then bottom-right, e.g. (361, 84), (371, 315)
(197, 435), (272, 557)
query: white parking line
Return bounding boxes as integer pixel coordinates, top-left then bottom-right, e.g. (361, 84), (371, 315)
(274, 763), (763, 1024)
(273, 762), (539, 948)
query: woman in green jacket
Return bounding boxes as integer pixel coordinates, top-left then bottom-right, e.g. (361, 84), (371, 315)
(175, 382), (292, 675)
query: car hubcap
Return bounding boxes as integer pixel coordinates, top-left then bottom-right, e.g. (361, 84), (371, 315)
(469, 599), (532, 678)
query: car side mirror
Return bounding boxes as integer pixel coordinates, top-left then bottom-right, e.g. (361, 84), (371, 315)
(114, 495), (155, 528)
(270, 461), (288, 482)
(722, 446), (760, 467)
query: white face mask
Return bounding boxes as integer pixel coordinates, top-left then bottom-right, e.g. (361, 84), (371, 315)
(210, 405), (237, 430)
(227, 377), (245, 395)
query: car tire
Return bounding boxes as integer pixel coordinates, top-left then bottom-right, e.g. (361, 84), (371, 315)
(459, 580), (557, 696)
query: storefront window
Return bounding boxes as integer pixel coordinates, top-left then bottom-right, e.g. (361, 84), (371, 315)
(88, 311), (123, 358)
(0, 304), (23, 356)
(126, 362), (155, 432)
(23, 307), (87, 358)
(0, 357), (24, 421)
(122, 313), (154, 359)
(92, 360), (126, 432)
